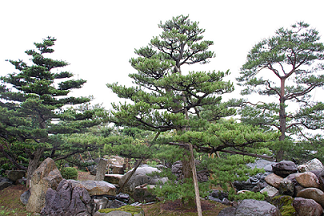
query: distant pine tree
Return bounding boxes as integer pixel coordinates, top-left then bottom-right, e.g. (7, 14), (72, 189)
(0, 37), (106, 185)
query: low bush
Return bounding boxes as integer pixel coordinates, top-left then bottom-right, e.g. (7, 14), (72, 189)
(60, 167), (78, 180)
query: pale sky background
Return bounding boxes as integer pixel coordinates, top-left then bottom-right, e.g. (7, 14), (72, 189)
(1, 0), (324, 109)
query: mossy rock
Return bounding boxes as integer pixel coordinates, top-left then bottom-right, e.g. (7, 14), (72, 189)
(270, 195), (296, 216)
(96, 205), (144, 216)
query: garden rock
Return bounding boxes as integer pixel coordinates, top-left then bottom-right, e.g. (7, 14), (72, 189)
(293, 197), (323, 216)
(20, 189), (30, 205)
(96, 158), (108, 181)
(69, 180), (116, 196)
(234, 173), (268, 191)
(209, 190), (228, 201)
(265, 173), (284, 188)
(0, 176), (13, 190)
(312, 169), (324, 191)
(217, 206), (236, 216)
(247, 159), (276, 171)
(26, 157), (63, 213)
(298, 158), (323, 172)
(235, 199), (281, 216)
(272, 160), (297, 177)
(296, 187), (324, 207)
(119, 165), (167, 195)
(295, 171), (320, 188)
(40, 179), (94, 216)
(260, 185), (279, 199)
(107, 199), (127, 209)
(6, 170), (26, 183)
(105, 174), (123, 185)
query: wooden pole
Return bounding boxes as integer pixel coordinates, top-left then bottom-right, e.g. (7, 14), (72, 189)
(189, 143), (202, 216)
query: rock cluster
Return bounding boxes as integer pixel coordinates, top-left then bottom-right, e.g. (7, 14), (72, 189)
(221, 158), (324, 216)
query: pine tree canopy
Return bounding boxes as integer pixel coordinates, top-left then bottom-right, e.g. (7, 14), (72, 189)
(107, 15), (279, 160)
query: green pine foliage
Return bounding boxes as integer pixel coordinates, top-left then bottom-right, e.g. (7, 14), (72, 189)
(60, 167), (78, 180)
(207, 154), (265, 191)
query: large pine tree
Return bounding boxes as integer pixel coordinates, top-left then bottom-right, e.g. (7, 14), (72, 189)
(237, 22), (324, 161)
(0, 37), (106, 185)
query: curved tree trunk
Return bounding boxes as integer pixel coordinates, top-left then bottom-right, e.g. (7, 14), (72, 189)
(26, 147), (44, 187)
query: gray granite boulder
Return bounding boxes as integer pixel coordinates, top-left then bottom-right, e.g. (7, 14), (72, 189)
(235, 199), (281, 216)
(119, 165), (167, 195)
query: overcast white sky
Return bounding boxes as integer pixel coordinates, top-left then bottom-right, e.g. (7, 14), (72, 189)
(1, 0), (324, 109)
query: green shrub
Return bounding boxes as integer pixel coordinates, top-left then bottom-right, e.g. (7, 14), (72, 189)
(60, 167), (78, 180)
(228, 188), (266, 201)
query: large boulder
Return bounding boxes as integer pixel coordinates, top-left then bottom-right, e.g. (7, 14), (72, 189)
(26, 158), (63, 213)
(293, 197), (323, 216)
(272, 160), (297, 177)
(265, 173), (284, 189)
(295, 172), (320, 188)
(40, 179), (94, 216)
(234, 199), (281, 216)
(119, 165), (167, 195)
(68, 180), (116, 196)
(296, 187), (324, 207)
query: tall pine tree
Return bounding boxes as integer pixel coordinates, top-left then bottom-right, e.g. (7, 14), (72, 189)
(107, 15), (235, 211)
(0, 37), (106, 185)
(237, 22), (324, 161)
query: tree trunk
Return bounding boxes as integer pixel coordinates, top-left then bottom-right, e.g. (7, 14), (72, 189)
(277, 78), (286, 162)
(26, 147), (44, 187)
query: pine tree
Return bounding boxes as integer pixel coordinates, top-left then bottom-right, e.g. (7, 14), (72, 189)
(0, 37), (106, 185)
(237, 22), (324, 161)
(107, 15), (246, 211)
